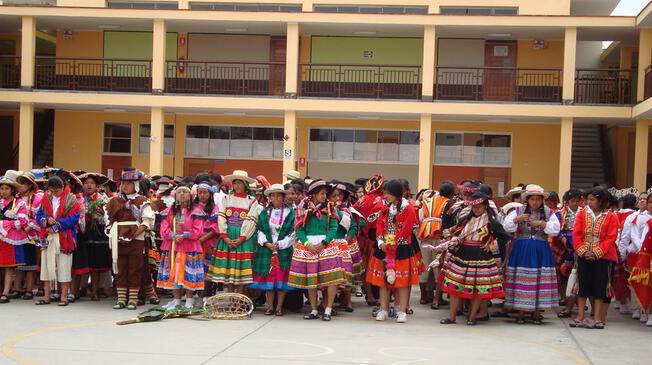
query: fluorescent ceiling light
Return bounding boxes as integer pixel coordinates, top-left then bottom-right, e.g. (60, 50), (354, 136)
(225, 28), (247, 32)
(358, 115), (380, 119)
(487, 33), (511, 37)
(223, 112), (246, 116)
(98, 25), (121, 29)
(354, 31), (377, 35)
(104, 108), (127, 113)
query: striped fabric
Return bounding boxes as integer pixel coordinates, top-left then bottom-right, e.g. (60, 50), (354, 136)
(503, 238), (560, 311)
(349, 239), (363, 282)
(288, 242), (346, 289)
(440, 243), (504, 299)
(157, 251), (205, 291)
(335, 238), (355, 288)
(207, 225), (255, 285)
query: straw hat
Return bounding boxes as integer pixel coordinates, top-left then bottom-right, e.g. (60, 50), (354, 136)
(4, 170), (22, 181)
(505, 186), (524, 198)
(223, 170), (256, 184)
(17, 172), (39, 192)
(0, 176), (19, 190)
(77, 172), (109, 186)
(264, 184), (288, 197)
(284, 170), (301, 180)
(501, 202), (523, 215)
(522, 184), (549, 200)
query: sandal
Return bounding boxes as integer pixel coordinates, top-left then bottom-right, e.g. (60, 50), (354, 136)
(113, 302), (126, 310)
(532, 318), (543, 325)
(467, 319), (477, 326)
(35, 288), (45, 297)
(406, 308), (414, 315)
(127, 301), (138, 310)
(57, 300), (69, 307)
(0, 295), (9, 304)
(22, 292), (34, 300)
(476, 315), (490, 321)
(440, 318), (456, 324)
(35, 299), (50, 305)
(431, 301), (440, 310)
(275, 310), (284, 316)
(264, 309), (275, 316)
(304, 313), (320, 320)
(516, 316), (526, 324)
(557, 310), (572, 318)
(569, 319), (582, 328)
(9, 291), (22, 299)
(592, 321), (605, 329)
(344, 307), (354, 313)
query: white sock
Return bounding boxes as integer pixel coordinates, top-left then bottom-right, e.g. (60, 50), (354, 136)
(310, 309), (318, 316)
(185, 297), (194, 308)
(165, 299), (181, 309)
(324, 307), (332, 315)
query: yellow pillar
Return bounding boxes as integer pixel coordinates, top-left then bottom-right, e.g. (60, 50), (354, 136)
(18, 103), (34, 171)
(296, 120), (309, 177)
(285, 23), (299, 96)
(421, 25), (436, 101)
(562, 27), (577, 103)
(418, 114), (433, 190)
(282, 111), (297, 180)
(20, 16), (36, 89)
(149, 107), (165, 176)
(633, 119), (650, 192)
(302, 2), (312, 11)
(152, 19), (167, 93)
(637, 28), (652, 102)
(178, 0), (189, 9)
(558, 117), (573, 194)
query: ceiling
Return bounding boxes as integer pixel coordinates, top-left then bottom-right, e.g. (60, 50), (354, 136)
(570, 0), (621, 16)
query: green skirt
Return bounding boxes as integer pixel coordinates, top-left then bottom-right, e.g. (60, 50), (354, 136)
(207, 225), (255, 285)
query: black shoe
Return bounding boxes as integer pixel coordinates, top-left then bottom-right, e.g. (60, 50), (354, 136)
(322, 313), (332, 321)
(303, 313), (320, 320)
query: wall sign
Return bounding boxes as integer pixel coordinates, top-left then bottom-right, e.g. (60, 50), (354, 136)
(283, 149), (292, 160)
(493, 45), (508, 57)
(363, 50), (374, 58)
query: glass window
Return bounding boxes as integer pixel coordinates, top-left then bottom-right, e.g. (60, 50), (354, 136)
(354, 130), (377, 161)
(493, 8), (518, 15)
(439, 7), (467, 14)
(462, 133), (483, 165)
(309, 129), (333, 160)
(273, 128), (285, 159)
(399, 131), (419, 162)
(359, 7), (383, 13)
(103, 123), (131, 154)
(484, 134), (511, 165)
(468, 8), (492, 15)
(185, 125), (209, 156)
(332, 129), (354, 160)
(108, 2), (179, 9)
(139, 124), (174, 155)
(435, 132), (511, 166)
(435, 133), (462, 164)
(404, 7), (428, 14)
(229, 127), (252, 157)
(377, 130), (399, 161)
(208, 126), (229, 157)
(253, 127), (274, 158)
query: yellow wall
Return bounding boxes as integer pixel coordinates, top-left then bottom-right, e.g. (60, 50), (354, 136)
(56, 31), (103, 58)
(517, 40), (564, 69)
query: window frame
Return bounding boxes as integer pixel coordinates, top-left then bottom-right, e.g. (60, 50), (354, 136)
(138, 123), (175, 156)
(103, 121), (132, 156)
(107, 1), (179, 9)
(184, 124), (285, 160)
(434, 130), (513, 167)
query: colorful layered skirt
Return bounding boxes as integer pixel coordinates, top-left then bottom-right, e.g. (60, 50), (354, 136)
(335, 238), (355, 287)
(348, 238), (363, 283)
(156, 251), (205, 291)
(503, 238), (559, 312)
(440, 241), (504, 299)
(0, 239), (26, 268)
(366, 242), (421, 288)
(288, 235), (346, 289)
(207, 224), (255, 285)
(250, 253), (293, 292)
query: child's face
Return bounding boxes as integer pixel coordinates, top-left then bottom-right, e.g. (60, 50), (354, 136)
(328, 189), (341, 205)
(233, 180), (246, 194)
(121, 181), (135, 195)
(639, 194), (648, 210)
(49, 187), (63, 197)
(311, 188), (327, 204)
(17, 182), (30, 195)
(198, 189), (211, 204)
(269, 192), (285, 208)
(83, 178), (97, 195)
(287, 187), (298, 204)
(176, 189), (191, 204)
(0, 185), (13, 199)
(567, 198), (579, 211)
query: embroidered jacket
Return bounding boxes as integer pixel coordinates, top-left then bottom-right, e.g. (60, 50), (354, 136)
(573, 207), (619, 261)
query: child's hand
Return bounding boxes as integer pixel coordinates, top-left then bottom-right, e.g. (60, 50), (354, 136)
(47, 217), (57, 225)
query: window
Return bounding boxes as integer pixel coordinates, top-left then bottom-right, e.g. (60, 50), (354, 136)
(313, 5), (427, 14)
(435, 132), (511, 166)
(190, 3), (301, 11)
(107, 1), (179, 9)
(185, 125), (283, 159)
(439, 7), (517, 15)
(309, 128), (419, 162)
(103, 122), (131, 154)
(139, 124), (174, 155)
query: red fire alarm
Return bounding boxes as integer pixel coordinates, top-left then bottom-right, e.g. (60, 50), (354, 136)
(298, 157), (306, 167)
(179, 35), (186, 47)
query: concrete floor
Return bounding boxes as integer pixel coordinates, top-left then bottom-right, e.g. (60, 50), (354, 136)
(0, 291), (649, 365)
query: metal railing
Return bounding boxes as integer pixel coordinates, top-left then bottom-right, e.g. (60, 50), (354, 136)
(0, 55), (21, 89)
(574, 68), (635, 105)
(298, 63), (422, 99)
(435, 66), (562, 103)
(165, 60), (285, 96)
(34, 57), (152, 92)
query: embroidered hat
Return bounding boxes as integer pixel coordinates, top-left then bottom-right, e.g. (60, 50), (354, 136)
(306, 179), (328, 196)
(464, 192), (489, 206)
(264, 183), (288, 197)
(223, 170), (256, 184)
(119, 167), (140, 181)
(365, 174), (385, 194)
(77, 172), (109, 186)
(16, 172), (39, 192)
(0, 176), (19, 189)
(4, 170), (22, 181)
(522, 184), (549, 200)
(56, 170), (84, 192)
(283, 170), (301, 180)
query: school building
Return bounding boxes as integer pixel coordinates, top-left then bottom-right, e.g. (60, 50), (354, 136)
(1, 0), (651, 194)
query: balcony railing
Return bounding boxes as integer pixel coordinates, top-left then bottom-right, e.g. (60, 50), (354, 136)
(645, 66), (652, 101)
(574, 68), (635, 105)
(435, 66), (562, 103)
(165, 60), (285, 96)
(35, 57), (152, 92)
(298, 63), (421, 99)
(0, 56), (21, 89)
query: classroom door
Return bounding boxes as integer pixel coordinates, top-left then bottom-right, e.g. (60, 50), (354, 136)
(269, 38), (287, 96)
(102, 155), (132, 180)
(483, 42), (517, 101)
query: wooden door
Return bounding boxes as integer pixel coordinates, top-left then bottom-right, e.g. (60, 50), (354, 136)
(481, 167), (510, 197)
(0, 116), (15, 173)
(483, 42), (517, 101)
(269, 38), (287, 96)
(102, 155), (132, 180)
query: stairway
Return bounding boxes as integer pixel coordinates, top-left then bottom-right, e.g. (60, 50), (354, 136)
(33, 130), (54, 169)
(571, 124), (608, 190)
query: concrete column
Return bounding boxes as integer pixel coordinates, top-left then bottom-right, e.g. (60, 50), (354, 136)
(421, 26), (436, 101)
(18, 103), (34, 171)
(149, 107), (165, 175)
(20, 16), (36, 89)
(285, 23), (299, 97)
(152, 19), (167, 93)
(558, 117), (573, 194)
(178, 0), (189, 9)
(633, 119), (650, 192)
(282, 111), (297, 179)
(562, 27), (577, 103)
(302, 2), (312, 11)
(637, 28), (652, 102)
(418, 114), (433, 190)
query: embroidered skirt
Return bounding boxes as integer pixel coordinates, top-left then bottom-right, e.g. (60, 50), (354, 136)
(0, 240), (25, 267)
(288, 235), (345, 289)
(366, 243), (420, 288)
(348, 238), (363, 282)
(157, 251), (205, 291)
(440, 241), (504, 299)
(335, 238), (355, 287)
(207, 225), (254, 285)
(503, 238), (560, 312)
(250, 253), (293, 292)
(17, 243), (37, 271)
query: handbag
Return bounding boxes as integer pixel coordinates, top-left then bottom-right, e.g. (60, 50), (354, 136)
(566, 266), (578, 297)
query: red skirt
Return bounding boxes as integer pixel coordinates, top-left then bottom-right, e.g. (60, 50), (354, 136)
(366, 249), (420, 288)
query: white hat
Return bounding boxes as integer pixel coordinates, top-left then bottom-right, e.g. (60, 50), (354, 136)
(506, 186), (524, 198)
(4, 170), (22, 181)
(284, 170), (301, 180)
(223, 170), (256, 184)
(264, 184), (288, 197)
(522, 184), (549, 200)
(501, 202), (523, 215)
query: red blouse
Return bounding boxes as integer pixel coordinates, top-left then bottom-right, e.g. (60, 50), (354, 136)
(376, 200), (419, 246)
(573, 207), (619, 261)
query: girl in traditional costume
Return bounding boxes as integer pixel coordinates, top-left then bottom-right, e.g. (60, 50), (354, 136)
(628, 193), (652, 327)
(0, 176), (29, 303)
(192, 183), (219, 295)
(15, 172), (44, 300)
(570, 188), (619, 329)
(208, 170), (260, 293)
(288, 179), (345, 321)
(439, 192), (510, 325)
(157, 185), (204, 309)
(368, 179), (421, 323)
(250, 184), (296, 316)
(503, 184), (560, 324)
(556, 188), (582, 318)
